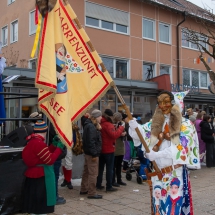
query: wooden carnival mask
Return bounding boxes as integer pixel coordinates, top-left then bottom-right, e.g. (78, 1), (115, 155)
(157, 93), (173, 115)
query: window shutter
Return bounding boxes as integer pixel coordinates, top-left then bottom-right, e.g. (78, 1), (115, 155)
(86, 2), (129, 26)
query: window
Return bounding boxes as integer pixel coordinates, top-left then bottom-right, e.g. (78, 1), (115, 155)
(101, 57), (114, 77)
(183, 69), (208, 88)
(85, 2), (129, 34)
(182, 29), (207, 50)
(10, 20), (18, 43)
(1, 26), (8, 46)
(143, 18), (155, 40)
(29, 10), (37, 35)
(143, 63), (155, 81)
(160, 65), (170, 75)
(101, 20), (113, 30)
(101, 56), (129, 79)
(86, 17), (99, 27)
(159, 23), (170, 44)
(116, 60), (127, 79)
(8, 0), (15, 5)
(29, 58), (37, 69)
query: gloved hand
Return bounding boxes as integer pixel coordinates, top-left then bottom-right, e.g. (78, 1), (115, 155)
(52, 135), (60, 147)
(145, 150), (162, 161)
(57, 141), (65, 150)
(129, 119), (138, 130)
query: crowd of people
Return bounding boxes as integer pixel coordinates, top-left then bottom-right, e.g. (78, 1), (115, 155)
(185, 108), (215, 167)
(21, 91), (212, 214)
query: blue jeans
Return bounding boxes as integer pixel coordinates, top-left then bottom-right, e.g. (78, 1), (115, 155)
(96, 153), (114, 189)
(54, 160), (62, 198)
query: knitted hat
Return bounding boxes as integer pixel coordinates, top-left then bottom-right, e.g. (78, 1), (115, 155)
(33, 120), (48, 133)
(113, 112), (122, 121)
(170, 178), (180, 187)
(91, 109), (102, 118)
(104, 109), (113, 116)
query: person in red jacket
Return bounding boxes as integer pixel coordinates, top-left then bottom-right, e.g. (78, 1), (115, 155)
(22, 120), (64, 214)
(96, 109), (125, 192)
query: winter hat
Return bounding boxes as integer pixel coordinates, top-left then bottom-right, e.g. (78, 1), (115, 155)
(104, 109), (113, 116)
(91, 109), (102, 118)
(189, 115), (196, 122)
(170, 178), (180, 187)
(113, 112), (122, 121)
(33, 120), (48, 133)
(154, 185), (162, 190)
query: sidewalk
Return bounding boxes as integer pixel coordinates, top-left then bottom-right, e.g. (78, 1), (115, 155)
(50, 165), (215, 215)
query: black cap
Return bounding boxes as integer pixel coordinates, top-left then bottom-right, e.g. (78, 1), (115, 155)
(104, 109), (113, 116)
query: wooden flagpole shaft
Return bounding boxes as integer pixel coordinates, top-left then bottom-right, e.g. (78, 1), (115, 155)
(71, 14), (162, 180)
(112, 85), (162, 180)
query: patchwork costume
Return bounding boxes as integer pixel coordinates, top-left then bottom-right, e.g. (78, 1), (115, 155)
(129, 91), (200, 215)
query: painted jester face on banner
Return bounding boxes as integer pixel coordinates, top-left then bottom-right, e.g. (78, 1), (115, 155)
(157, 93), (173, 114)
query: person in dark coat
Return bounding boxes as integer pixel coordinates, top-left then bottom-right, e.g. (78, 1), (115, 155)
(80, 109), (103, 199)
(200, 115), (215, 167)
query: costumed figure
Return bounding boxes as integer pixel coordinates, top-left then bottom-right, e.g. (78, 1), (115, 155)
(56, 43), (67, 94)
(129, 91), (200, 215)
(153, 185), (165, 215)
(165, 178), (183, 215)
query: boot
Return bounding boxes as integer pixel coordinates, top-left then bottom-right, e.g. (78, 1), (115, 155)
(67, 181), (73, 189)
(61, 179), (67, 187)
(62, 167), (73, 189)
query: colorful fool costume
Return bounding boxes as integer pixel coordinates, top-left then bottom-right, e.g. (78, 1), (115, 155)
(129, 91), (200, 215)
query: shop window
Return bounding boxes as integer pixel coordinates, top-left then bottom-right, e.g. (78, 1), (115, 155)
(1, 26), (8, 46)
(143, 63), (155, 81)
(159, 23), (171, 44)
(143, 18), (155, 40)
(101, 94), (116, 113)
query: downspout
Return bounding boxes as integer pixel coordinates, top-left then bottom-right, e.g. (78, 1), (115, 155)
(176, 11), (187, 85)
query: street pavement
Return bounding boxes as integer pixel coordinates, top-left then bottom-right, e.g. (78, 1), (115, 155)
(47, 165), (215, 215)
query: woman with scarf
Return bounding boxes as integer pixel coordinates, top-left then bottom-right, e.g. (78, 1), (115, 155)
(22, 120), (64, 214)
(200, 115), (215, 167)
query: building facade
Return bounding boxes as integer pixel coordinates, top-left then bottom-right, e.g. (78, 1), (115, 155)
(1, 0), (215, 127)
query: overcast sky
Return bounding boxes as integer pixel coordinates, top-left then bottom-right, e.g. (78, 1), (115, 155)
(187, 0), (215, 13)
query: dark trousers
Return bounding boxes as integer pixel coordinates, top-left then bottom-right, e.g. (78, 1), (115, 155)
(54, 160), (62, 198)
(112, 155), (123, 183)
(96, 152), (114, 189)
